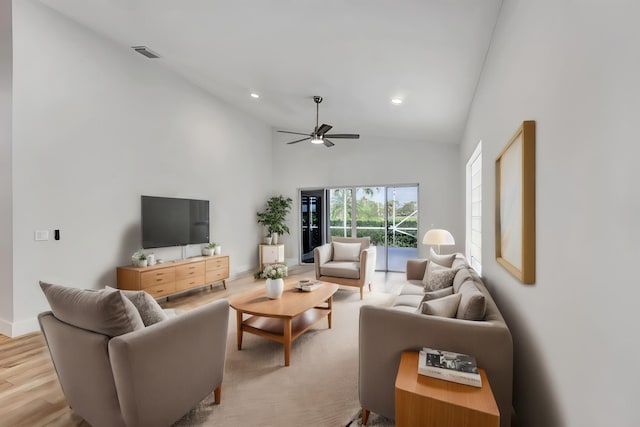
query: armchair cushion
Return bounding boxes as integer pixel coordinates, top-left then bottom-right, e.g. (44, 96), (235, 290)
(320, 261), (360, 279)
(107, 286), (168, 326)
(332, 241), (362, 262)
(40, 281), (144, 337)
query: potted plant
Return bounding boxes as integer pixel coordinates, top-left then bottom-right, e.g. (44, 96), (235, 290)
(137, 253), (148, 268)
(256, 195), (293, 245)
(202, 242), (216, 256)
(261, 263), (288, 299)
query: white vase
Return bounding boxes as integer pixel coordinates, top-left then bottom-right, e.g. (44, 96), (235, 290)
(271, 232), (278, 245)
(264, 236), (273, 245)
(137, 259), (147, 268)
(202, 248), (214, 256)
(214, 245), (222, 255)
(265, 278), (284, 299)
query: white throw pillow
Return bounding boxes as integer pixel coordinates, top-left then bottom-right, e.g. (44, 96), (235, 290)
(332, 241), (361, 262)
(419, 293), (461, 318)
(422, 261), (457, 291)
(429, 247), (456, 267)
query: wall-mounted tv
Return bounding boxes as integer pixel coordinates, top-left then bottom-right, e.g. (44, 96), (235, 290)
(141, 196), (210, 249)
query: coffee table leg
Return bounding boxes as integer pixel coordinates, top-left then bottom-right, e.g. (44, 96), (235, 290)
(236, 310), (244, 350)
(284, 318), (292, 366)
(327, 296), (333, 329)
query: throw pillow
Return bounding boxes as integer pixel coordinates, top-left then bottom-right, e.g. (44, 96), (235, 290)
(332, 241), (361, 262)
(40, 281), (145, 337)
(419, 293), (461, 318)
(429, 247), (456, 267)
(456, 282), (487, 321)
(420, 286), (454, 303)
(423, 261), (457, 291)
(106, 286), (168, 326)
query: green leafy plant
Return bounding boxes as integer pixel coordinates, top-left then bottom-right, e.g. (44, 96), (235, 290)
(256, 195), (293, 235)
(207, 242), (217, 249)
(138, 253), (147, 261)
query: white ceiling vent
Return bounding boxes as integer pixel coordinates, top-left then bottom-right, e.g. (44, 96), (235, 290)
(131, 46), (161, 59)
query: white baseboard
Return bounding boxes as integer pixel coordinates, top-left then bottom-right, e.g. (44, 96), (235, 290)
(0, 317), (40, 338)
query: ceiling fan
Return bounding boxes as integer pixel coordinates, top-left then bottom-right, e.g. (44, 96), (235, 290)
(278, 96), (360, 148)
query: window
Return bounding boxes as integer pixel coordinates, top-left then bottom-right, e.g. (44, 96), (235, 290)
(466, 142), (482, 274)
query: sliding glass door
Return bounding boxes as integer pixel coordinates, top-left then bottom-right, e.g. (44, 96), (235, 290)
(325, 184), (418, 272)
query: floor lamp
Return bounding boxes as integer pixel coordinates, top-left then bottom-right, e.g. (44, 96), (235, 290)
(422, 229), (455, 254)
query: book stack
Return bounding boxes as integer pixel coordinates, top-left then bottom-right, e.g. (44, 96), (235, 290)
(294, 280), (322, 292)
(418, 347), (482, 388)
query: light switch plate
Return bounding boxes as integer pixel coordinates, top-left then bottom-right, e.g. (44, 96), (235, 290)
(35, 230), (49, 241)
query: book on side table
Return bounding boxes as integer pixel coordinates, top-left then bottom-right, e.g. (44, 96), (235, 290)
(418, 347), (482, 388)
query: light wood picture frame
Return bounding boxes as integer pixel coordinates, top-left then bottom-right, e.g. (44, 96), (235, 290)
(495, 120), (536, 284)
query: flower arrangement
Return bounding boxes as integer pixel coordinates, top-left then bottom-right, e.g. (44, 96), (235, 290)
(262, 263), (288, 280)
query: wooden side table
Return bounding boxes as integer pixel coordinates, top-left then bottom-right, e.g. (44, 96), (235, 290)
(395, 351), (499, 427)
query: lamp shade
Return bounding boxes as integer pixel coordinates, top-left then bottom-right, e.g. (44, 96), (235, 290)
(422, 229), (455, 246)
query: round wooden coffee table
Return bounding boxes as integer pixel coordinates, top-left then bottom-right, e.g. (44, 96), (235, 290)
(229, 281), (339, 366)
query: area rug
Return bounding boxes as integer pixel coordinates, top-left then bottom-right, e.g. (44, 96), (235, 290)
(173, 287), (396, 427)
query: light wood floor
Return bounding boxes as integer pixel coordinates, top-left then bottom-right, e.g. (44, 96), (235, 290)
(0, 265), (405, 426)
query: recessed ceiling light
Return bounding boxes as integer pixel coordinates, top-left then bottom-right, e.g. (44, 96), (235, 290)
(391, 98), (403, 105)
(250, 93), (260, 99)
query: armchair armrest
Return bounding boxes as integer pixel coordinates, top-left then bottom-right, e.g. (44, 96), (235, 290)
(314, 244), (332, 278)
(406, 258), (428, 280)
(109, 299), (229, 427)
(360, 246), (377, 285)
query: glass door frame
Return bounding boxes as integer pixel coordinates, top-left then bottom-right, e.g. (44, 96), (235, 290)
(324, 183), (419, 272)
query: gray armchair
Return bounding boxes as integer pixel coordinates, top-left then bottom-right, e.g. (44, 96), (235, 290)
(39, 298), (229, 427)
(314, 236), (376, 299)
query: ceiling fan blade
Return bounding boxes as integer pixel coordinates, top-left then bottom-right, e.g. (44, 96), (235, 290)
(287, 137), (310, 145)
(323, 133), (360, 139)
(316, 124), (333, 135)
(278, 130), (311, 136)
(323, 139), (335, 148)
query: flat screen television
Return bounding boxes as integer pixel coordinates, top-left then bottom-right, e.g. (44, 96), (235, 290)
(141, 196), (210, 249)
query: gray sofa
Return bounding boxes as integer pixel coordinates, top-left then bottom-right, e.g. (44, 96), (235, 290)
(359, 255), (513, 427)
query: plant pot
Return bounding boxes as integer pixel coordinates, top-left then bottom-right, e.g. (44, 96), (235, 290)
(202, 248), (215, 256)
(265, 278), (284, 299)
(264, 236), (273, 245)
(137, 259), (148, 268)
(271, 232), (278, 245)
(214, 245), (222, 255)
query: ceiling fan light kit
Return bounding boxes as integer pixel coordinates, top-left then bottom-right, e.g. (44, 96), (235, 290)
(278, 96), (360, 148)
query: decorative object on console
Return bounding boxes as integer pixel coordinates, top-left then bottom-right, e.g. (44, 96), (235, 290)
(261, 263), (288, 299)
(136, 252), (148, 268)
(256, 195), (293, 246)
(214, 244), (222, 255)
(495, 120), (536, 284)
(202, 242), (216, 256)
(422, 229), (455, 254)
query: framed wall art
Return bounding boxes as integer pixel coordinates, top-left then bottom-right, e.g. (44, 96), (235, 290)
(495, 120), (536, 284)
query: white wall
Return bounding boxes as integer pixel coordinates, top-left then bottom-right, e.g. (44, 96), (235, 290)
(272, 132), (463, 262)
(0, 0), (13, 335)
(460, 1), (640, 426)
(9, 1), (272, 334)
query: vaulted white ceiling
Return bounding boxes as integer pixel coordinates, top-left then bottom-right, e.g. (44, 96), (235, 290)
(40, 0), (502, 143)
